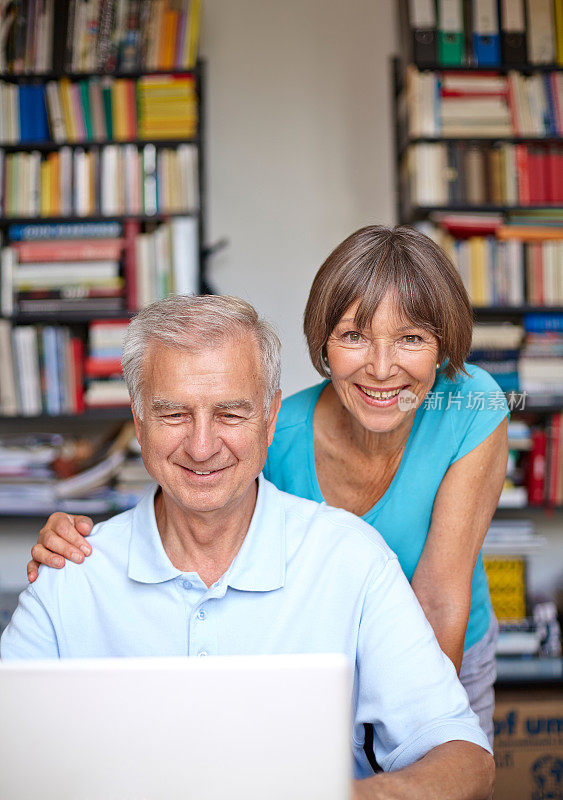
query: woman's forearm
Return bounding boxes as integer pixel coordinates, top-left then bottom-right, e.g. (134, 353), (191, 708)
(353, 741), (494, 800)
(410, 585), (470, 673)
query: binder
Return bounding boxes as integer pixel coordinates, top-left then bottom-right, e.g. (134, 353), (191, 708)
(437, 0), (465, 65)
(500, 0), (528, 64)
(554, 0), (563, 65)
(472, 0), (501, 64)
(407, 0), (438, 66)
(525, 0), (556, 64)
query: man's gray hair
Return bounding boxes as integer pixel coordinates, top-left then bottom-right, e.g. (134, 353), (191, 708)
(121, 294), (282, 418)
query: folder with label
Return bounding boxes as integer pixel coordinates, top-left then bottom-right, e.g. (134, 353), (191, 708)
(407, 0), (438, 66)
(500, 0), (528, 64)
(526, 0), (556, 63)
(437, 0), (466, 65)
(472, 0), (501, 64)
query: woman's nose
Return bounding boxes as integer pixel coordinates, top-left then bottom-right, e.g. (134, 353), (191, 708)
(364, 341), (395, 381)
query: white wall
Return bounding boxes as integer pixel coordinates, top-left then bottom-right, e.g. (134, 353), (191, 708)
(200, 0), (398, 395)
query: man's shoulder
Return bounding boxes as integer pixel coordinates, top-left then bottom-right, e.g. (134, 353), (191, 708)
(268, 480), (395, 567)
(32, 506), (134, 599)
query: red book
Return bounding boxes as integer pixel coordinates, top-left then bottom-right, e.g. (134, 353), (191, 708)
(554, 148), (563, 204)
(13, 239), (125, 262)
(84, 357), (123, 378)
(123, 219), (141, 311)
(527, 148), (543, 204)
(547, 414), (561, 506)
(527, 429), (547, 506)
(515, 145), (530, 204)
(71, 337), (85, 413)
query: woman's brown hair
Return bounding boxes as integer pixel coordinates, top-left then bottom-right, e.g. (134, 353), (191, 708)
(303, 225), (473, 380)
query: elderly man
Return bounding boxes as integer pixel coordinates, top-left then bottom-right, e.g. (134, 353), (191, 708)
(1, 295), (494, 800)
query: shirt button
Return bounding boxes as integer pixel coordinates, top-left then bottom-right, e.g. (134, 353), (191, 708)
(182, 579), (192, 590)
(198, 650), (208, 657)
(197, 609), (207, 620)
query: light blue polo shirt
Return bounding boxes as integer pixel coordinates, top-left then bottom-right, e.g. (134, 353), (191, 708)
(1, 477), (491, 775)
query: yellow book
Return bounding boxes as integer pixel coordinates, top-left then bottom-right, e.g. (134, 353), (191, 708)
(40, 159), (50, 216)
(183, 0), (201, 68)
(468, 237), (486, 305)
(160, 9), (178, 69)
(48, 152), (59, 214)
(59, 79), (77, 142)
(555, 0), (563, 65)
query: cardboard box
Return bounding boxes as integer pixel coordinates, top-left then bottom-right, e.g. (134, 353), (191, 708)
(493, 686), (563, 800)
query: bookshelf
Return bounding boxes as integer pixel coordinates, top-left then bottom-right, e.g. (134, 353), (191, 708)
(394, 2), (563, 654)
(0, 0), (207, 418)
(0, 0), (205, 518)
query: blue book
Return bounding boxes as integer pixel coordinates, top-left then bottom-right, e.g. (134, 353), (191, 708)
(472, 0), (501, 65)
(27, 84), (49, 142)
(8, 221), (123, 241)
(524, 314), (563, 333)
(18, 85), (31, 143)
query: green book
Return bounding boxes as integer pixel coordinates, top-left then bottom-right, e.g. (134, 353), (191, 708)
(437, 0), (465, 65)
(102, 79), (113, 139)
(79, 80), (93, 140)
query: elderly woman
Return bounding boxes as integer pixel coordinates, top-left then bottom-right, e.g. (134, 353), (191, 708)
(27, 226), (508, 746)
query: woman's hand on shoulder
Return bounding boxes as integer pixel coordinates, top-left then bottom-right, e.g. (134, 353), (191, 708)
(27, 513), (94, 583)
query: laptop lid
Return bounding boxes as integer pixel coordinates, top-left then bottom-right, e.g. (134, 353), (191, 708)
(0, 653), (352, 800)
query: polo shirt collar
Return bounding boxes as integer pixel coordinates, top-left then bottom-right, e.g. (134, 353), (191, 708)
(225, 474), (286, 592)
(127, 475), (286, 591)
(128, 485), (183, 584)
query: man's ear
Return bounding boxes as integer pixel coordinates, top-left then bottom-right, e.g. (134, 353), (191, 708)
(266, 389), (282, 446)
(131, 403), (143, 446)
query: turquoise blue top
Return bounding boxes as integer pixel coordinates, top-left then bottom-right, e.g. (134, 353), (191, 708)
(264, 364), (509, 651)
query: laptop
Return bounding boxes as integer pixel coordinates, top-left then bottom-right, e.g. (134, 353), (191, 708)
(0, 653), (352, 800)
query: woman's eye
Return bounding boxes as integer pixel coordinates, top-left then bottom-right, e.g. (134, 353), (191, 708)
(403, 335), (422, 344)
(343, 331), (363, 343)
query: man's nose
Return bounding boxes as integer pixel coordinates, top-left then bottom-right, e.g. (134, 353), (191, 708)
(365, 341), (396, 381)
(183, 418), (221, 462)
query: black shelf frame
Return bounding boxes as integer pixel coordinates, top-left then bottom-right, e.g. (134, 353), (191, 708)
(408, 63), (563, 74)
(0, 408), (132, 423)
(0, 68), (198, 82)
(473, 306), (563, 317)
(0, 138), (199, 152)
(404, 205), (563, 223)
(0, 211), (200, 225)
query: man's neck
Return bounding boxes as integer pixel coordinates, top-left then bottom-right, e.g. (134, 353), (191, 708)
(153, 482), (258, 587)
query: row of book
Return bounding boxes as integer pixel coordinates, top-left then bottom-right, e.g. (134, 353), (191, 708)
(527, 413), (563, 506)
(452, 236), (563, 306)
(0, 424), (151, 516)
(0, 74), (198, 145)
(0, 0), (201, 75)
(0, 317), (133, 415)
(403, 141), (563, 207)
(0, 142), (199, 217)
(424, 218), (563, 305)
(403, 68), (563, 138)
(402, 0), (563, 67)
(470, 315), (563, 396)
(0, 217), (200, 316)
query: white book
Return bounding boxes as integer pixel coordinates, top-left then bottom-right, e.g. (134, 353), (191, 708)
(0, 319), (18, 415)
(542, 242), (557, 304)
(9, 82), (19, 142)
(171, 216), (199, 296)
(15, 260), (119, 284)
(12, 326), (42, 416)
(45, 81), (66, 143)
(1, 246), (15, 316)
(143, 144), (157, 215)
(59, 146), (73, 216)
(134, 233), (154, 308)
